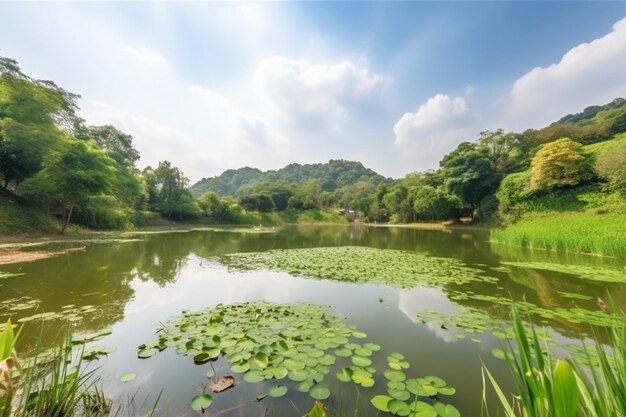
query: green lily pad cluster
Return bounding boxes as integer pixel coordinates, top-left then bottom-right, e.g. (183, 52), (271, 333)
(449, 292), (625, 329)
(138, 301), (384, 403)
(221, 246), (497, 289)
(500, 261), (626, 283)
(370, 353), (459, 417)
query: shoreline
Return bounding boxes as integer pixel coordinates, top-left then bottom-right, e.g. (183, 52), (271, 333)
(0, 220), (490, 246)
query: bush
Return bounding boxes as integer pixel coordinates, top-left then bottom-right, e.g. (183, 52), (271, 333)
(530, 138), (587, 191)
(496, 170), (532, 213)
(595, 141), (626, 196)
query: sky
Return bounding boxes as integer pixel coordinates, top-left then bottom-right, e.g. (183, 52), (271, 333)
(2, 2), (626, 182)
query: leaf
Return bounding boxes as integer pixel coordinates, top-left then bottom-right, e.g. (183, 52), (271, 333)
(371, 395), (393, 412)
(387, 399), (411, 416)
(268, 384), (288, 398)
(309, 383), (331, 400)
(552, 359), (579, 417)
(211, 375), (235, 393)
(303, 401), (329, 417)
(119, 372), (137, 382)
(0, 319), (15, 361)
(433, 402), (460, 417)
(190, 394), (213, 411)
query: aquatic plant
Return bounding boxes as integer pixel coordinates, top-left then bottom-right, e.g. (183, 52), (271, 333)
(490, 210), (626, 257)
(221, 246), (496, 289)
(482, 308), (626, 417)
(139, 301), (462, 415)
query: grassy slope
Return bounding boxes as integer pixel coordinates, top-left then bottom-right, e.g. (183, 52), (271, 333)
(493, 134), (626, 257)
(0, 191), (61, 235)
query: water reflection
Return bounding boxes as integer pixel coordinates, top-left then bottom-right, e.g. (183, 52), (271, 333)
(0, 225), (624, 416)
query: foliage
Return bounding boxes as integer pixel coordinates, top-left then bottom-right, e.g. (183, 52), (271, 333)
(491, 206), (626, 257)
(496, 171), (532, 215)
(144, 161), (200, 221)
(594, 139), (626, 196)
(222, 246), (494, 288)
(412, 186), (462, 221)
(529, 138), (587, 191)
(21, 139), (116, 233)
(482, 309), (580, 417)
(0, 58), (78, 190)
(483, 308), (626, 417)
(440, 142), (500, 214)
(190, 159), (389, 198)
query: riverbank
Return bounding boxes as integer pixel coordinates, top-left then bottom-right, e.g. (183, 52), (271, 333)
(491, 207), (626, 257)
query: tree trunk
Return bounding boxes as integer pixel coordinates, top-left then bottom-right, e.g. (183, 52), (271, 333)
(60, 202), (75, 234)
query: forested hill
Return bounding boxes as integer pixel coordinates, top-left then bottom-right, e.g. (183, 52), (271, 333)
(189, 160), (390, 197)
(526, 97), (626, 145)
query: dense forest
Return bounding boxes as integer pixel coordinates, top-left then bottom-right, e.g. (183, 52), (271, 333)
(1, 55), (626, 233)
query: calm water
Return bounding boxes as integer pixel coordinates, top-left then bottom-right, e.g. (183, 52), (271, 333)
(1, 225), (625, 416)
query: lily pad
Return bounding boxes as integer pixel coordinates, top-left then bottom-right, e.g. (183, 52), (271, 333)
(119, 372), (137, 382)
(371, 395), (393, 412)
(309, 384), (331, 400)
(190, 394), (213, 411)
(268, 384), (288, 398)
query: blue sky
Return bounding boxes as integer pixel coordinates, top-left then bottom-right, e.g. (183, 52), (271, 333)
(2, 2), (626, 181)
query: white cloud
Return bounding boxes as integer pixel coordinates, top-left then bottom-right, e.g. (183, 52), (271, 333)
(508, 16), (626, 130)
(392, 94), (473, 170)
(254, 56), (385, 130)
(394, 94), (469, 145)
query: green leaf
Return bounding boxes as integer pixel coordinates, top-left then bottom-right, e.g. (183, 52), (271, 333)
(433, 402), (460, 417)
(309, 384), (331, 400)
(190, 394), (213, 411)
(303, 401), (329, 417)
(371, 395), (393, 412)
(119, 372), (137, 382)
(388, 399), (411, 416)
(268, 385), (288, 398)
(552, 359), (579, 417)
(410, 401), (437, 417)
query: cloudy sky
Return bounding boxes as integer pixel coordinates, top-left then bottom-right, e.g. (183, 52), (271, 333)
(2, 2), (626, 182)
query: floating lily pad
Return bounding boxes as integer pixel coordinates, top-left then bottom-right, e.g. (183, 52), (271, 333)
(120, 372), (137, 382)
(433, 402), (460, 417)
(268, 385), (288, 398)
(309, 384), (330, 400)
(190, 394), (213, 411)
(371, 395), (393, 412)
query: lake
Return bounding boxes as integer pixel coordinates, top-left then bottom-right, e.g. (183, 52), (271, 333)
(1, 225), (625, 416)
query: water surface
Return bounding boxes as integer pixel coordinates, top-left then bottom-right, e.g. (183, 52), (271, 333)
(1, 225), (624, 416)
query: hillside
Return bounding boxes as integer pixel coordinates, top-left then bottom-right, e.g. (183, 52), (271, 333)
(525, 97), (626, 145)
(190, 159), (390, 197)
(0, 189), (61, 235)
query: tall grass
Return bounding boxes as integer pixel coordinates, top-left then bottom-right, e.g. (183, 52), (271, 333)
(0, 320), (158, 417)
(491, 209), (626, 257)
(482, 309), (626, 417)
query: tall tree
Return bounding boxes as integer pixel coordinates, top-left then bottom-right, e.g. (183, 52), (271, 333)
(439, 142), (499, 215)
(21, 139), (116, 233)
(530, 138), (586, 191)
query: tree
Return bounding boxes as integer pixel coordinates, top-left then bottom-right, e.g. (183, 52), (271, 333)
(412, 186), (462, 221)
(594, 142), (626, 196)
(21, 139), (116, 233)
(440, 142), (499, 215)
(0, 58), (79, 189)
(529, 138), (585, 191)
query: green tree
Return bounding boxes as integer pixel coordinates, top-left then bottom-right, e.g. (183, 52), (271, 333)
(440, 142), (499, 215)
(412, 186), (462, 221)
(530, 138), (585, 191)
(594, 142), (626, 196)
(21, 139), (116, 233)
(0, 58), (78, 189)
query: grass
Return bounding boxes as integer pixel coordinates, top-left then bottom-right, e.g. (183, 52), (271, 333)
(491, 206), (626, 257)
(0, 191), (61, 235)
(482, 308), (626, 417)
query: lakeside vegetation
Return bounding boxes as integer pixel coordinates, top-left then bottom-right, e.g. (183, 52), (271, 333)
(2, 54), (626, 255)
